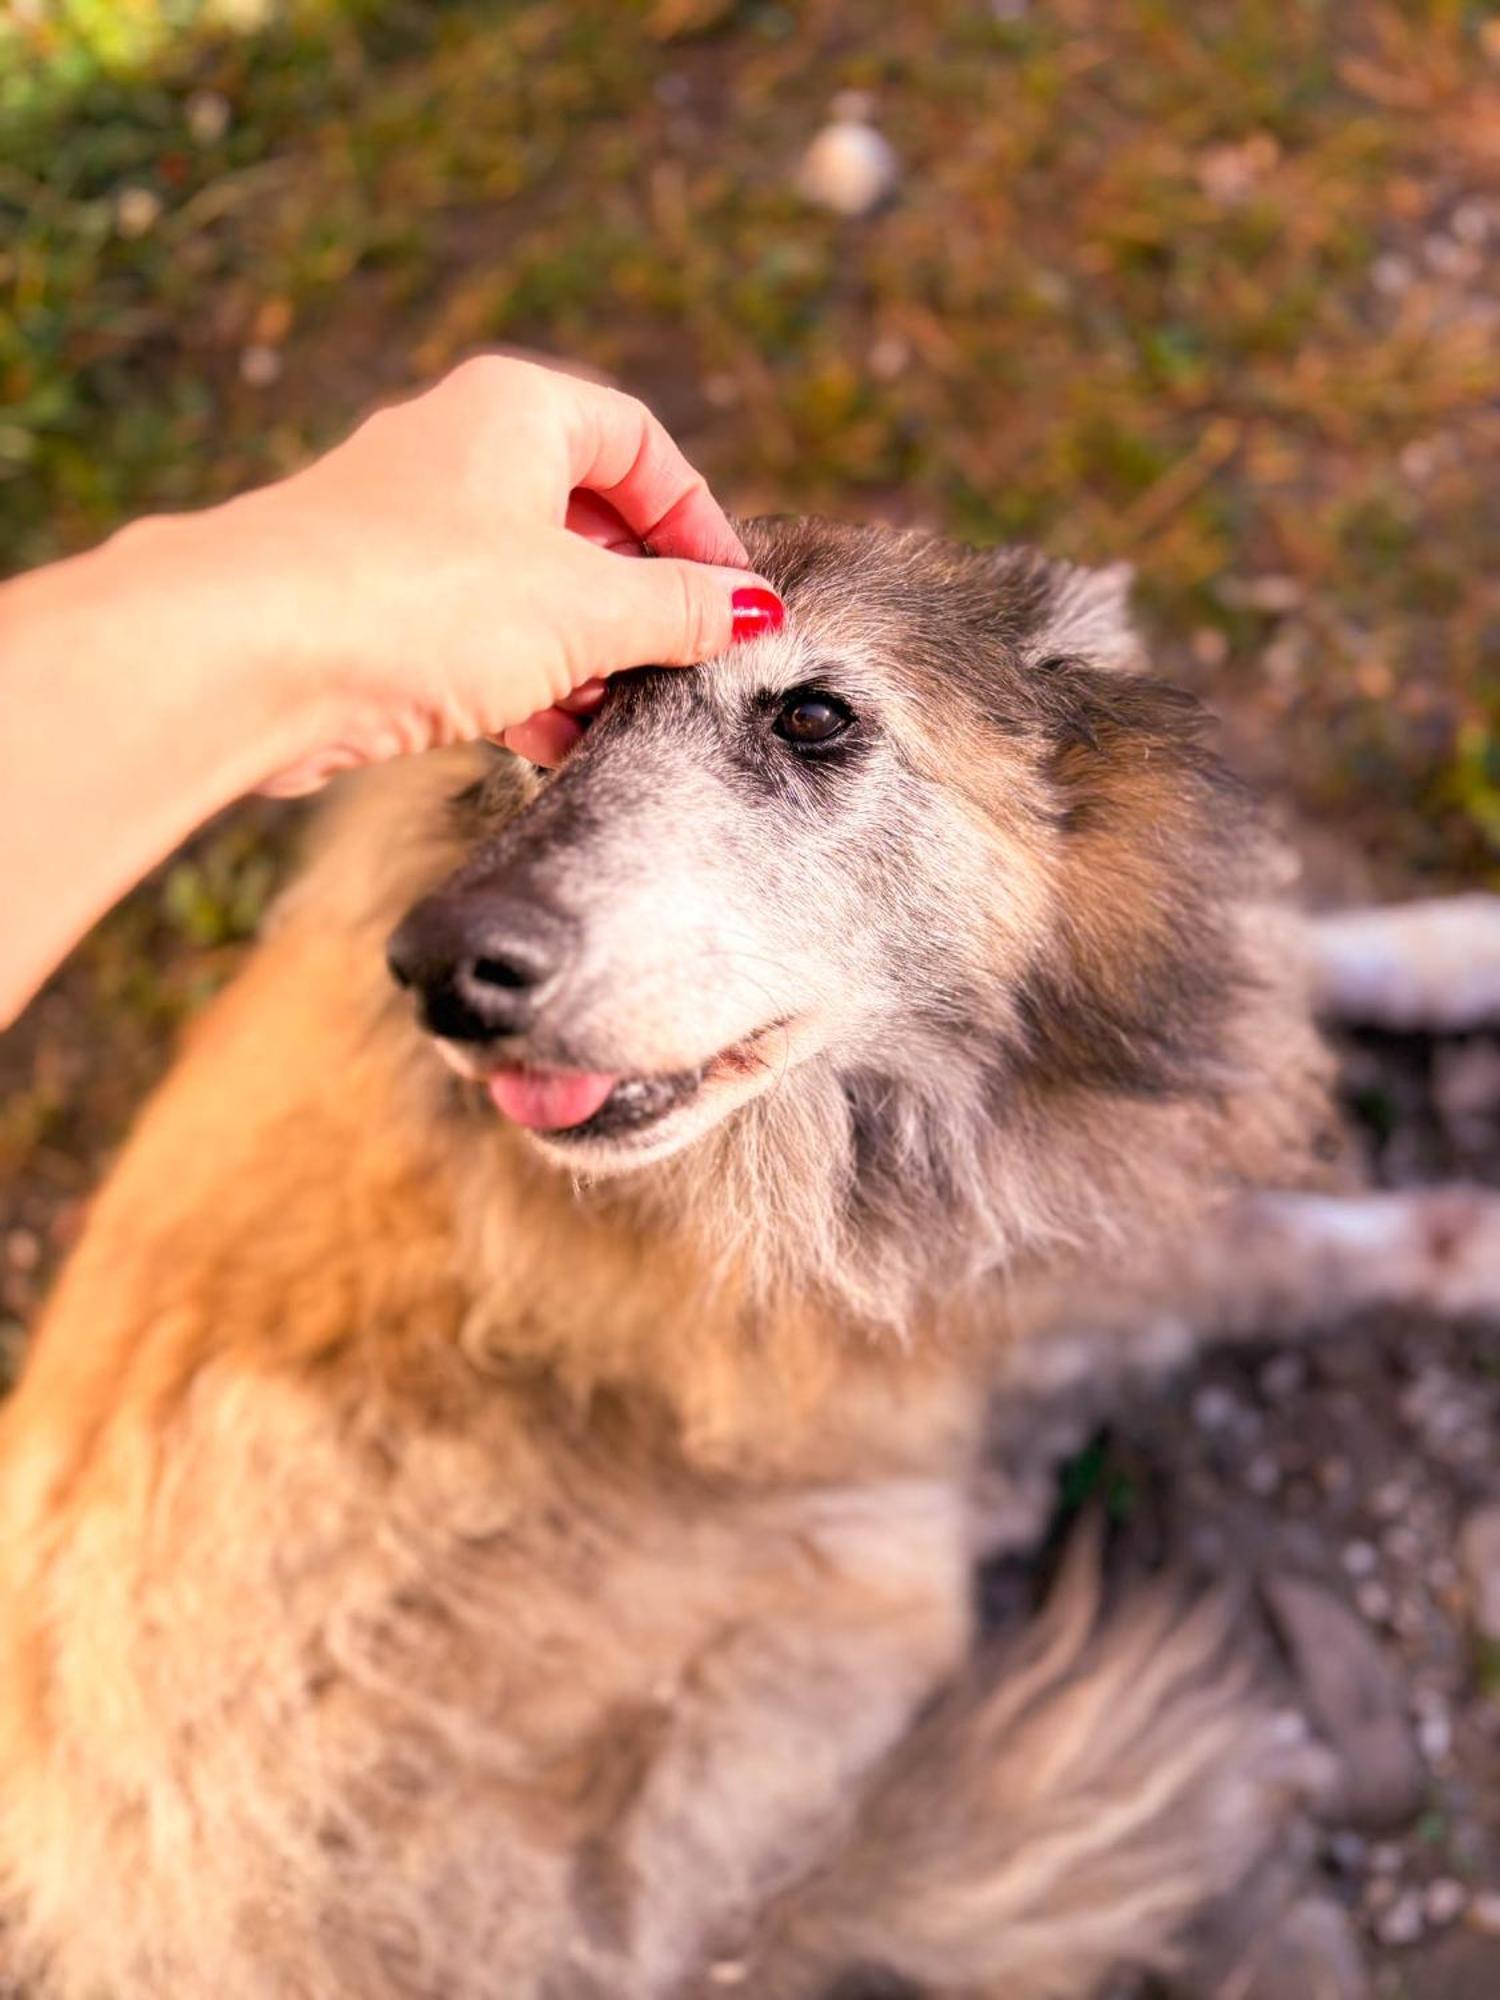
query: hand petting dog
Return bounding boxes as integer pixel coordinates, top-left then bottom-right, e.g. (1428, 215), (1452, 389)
(0, 356), (783, 1026)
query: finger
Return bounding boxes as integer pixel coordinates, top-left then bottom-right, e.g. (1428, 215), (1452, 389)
(561, 381), (747, 567)
(560, 541), (781, 675)
(500, 710), (586, 766)
(564, 490), (644, 554)
(557, 677), (608, 714)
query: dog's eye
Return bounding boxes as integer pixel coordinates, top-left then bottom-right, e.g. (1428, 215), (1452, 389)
(773, 690), (854, 748)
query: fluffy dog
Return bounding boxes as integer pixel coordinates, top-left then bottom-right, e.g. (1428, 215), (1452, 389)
(0, 519), (1334, 1998)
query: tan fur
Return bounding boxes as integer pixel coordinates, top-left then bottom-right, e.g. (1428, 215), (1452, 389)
(0, 526), (1336, 1999)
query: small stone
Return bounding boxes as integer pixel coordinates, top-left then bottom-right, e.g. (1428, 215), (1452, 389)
(1245, 1451), (1282, 1497)
(1261, 1573), (1426, 1832)
(867, 332), (910, 380)
(1343, 1540), (1380, 1579)
(1458, 1506), (1500, 1643)
(1391, 1594), (1427, 1638)
(1372, 252), (1413, 295)
(1417, 1708), (1453, 1763)
(185, 88), (231, 145)
(1426, 1879), (1467, 1926)
(1400, 440), (1439, 484)
(1375, 1890), (1425, 1947)
(1383, 1524), (1422, 1566)
(1259, 1352), (1307, 1400)
(1356, 1580), (1394, 1625)
(239, 344), (283, 388)
(797, 106), (899, 218)
(1469, 1889), (1500, 1935)
(1192, 1384), (1239, 1431)
(115, 185), (163, 239)
(1370, 1842), (1405, 1875)
(1373, 1479), (1413, 1521)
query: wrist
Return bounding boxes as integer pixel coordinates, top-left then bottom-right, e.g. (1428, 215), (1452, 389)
(91, 505), (317, 795)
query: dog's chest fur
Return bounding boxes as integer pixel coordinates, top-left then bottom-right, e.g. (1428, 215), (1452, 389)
(0, 937), (974, 1997)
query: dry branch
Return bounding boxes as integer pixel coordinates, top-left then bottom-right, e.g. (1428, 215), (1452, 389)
(1306, 895), (1500, 1032)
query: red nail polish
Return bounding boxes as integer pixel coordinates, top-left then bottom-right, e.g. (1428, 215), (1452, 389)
(730, 585), (786, 645)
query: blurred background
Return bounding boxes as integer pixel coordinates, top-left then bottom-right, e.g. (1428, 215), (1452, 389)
(3, 4), (1500, 1991)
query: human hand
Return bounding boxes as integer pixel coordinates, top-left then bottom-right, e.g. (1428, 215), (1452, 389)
(217, 355), (782, 789)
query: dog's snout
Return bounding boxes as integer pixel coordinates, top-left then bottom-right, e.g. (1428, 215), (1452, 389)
(387, 891), (575, 1044)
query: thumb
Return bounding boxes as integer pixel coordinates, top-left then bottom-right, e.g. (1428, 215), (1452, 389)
(561, 541), (784, 677)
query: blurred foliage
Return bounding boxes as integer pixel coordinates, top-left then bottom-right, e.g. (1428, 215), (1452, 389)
(1, 0), (1498, 1142)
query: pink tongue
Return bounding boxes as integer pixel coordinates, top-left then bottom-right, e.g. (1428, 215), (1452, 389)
(487, 1068), (618, 1131)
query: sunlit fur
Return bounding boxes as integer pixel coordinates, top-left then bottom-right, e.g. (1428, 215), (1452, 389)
(0, 521), (1334, 1998)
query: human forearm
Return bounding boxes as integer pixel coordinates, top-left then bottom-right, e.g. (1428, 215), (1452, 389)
(0, 511), (304, 1027)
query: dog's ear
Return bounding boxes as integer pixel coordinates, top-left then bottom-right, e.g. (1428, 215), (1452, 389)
(968, 546), (1144, 676)
(1028, 558), (1142, 674)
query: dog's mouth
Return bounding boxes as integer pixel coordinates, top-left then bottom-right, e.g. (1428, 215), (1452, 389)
(484, 1064), (704, 1141)
(436, 1022), (791, 1146)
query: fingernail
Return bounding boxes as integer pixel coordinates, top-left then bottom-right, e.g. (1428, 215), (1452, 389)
(558, 678), (608, 714)
(730, 585), (786, 645)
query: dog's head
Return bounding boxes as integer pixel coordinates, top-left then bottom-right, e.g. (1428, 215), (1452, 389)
(386, 519), (1273, 1204)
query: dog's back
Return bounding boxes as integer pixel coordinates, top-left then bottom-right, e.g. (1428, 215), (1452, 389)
(0, 520), (1333, 1998)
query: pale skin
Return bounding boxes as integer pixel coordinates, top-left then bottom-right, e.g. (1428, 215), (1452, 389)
(0, 357), (781, 1029)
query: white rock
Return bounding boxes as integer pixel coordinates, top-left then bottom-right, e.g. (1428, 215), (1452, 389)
(1374, 1889), (1424, 1947)
(239, 343), (283, 389)
(186, 88), (231, 145)
(867, 331), (910, 380)
(798, 109), (899, 218)
(115, 186), (163, 239)
(1416, 1708), (1452, 1763)
(1355, 1580), (1393, 1626)
(1425, 1878), (1466, 1926)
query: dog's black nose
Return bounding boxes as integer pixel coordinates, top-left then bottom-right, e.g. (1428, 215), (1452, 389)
(386, 891), (575, 1044)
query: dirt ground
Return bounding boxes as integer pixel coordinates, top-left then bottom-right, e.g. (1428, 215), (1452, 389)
(4, 3), (1500, 1994)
